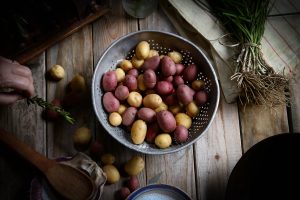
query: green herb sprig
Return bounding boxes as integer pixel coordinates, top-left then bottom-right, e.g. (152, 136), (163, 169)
(27, 96), (75, 124)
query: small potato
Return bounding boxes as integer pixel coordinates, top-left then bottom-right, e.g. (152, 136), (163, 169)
(173, 76), (184, 87)
(142, 56), (160, 71)
(124, 155), (145, 176)
(162, 76), (173, 82)
(126, 176), (140, 192)
(109, 112), (122, 126)
(114, 85), (129, 101)
(70, 74), (86, 93)
(148, 49), (159, 58)
(131, 56), (144, 69)
(73, 127), (92, 148)
(136, 41), (150, 59)
(155, 133), (172, 149)
(102, 71), (117, 92)
(175, 113), (192, 129)
(164, 94), (178, 106)
(168, 51), (182, 64)
(194, 90), (208, 106)
(127, 92), (143, 107)
(143, 69), (157, 89)
(101, 153), (116, 165)
(161, 56), (176, 76)
(137, 74), (147, 91)
(168, 104), (182, 115)
(186, 101), (200, 118)
(124, 75), (137, 91)
(131, 120), (147, 144)
(115, 68), (126, 82)
(120, 59), (133, 71)
(49, 64), (65, 81)
(103, 164), (120, 184)
(146, 123), (160, 143)
(154, 102), (168, 112)
(143, 94), (162, 109)
(155, 81), (173, 96)
(127, 68), (139, 78)
(175, 64), (185, 75)
(117, 187), (130, 199)
(176, 84), (195, 106)
(137, 107), (156, 123)
(183, 64), (198, 82)
(157, 110), (176, 132)
(174, 125), (189, 144)
(117, 104), (127, 115)
(192, 80), (205, 91)
(103, 92), (120, 113)
(122, 107), (137, 126)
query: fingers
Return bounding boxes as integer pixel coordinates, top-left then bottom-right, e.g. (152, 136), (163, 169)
(0, 93), (23, 105)
(1, 77), (34, 97)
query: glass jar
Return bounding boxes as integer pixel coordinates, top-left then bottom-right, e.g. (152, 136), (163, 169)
(122, 0), (158, 18)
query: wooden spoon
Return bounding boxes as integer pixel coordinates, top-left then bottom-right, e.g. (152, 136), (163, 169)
(0, 129), (95, 200)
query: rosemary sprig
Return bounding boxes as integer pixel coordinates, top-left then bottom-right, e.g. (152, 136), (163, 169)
(27, 96), (75, 124)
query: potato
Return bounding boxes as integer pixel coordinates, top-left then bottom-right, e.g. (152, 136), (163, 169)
(115, 68), (126, 82)
(124, 155), (145, 176)
(194, 90), (208, 106)
(117, 187), (130, 199)
(173, 76), (184, 87)
(103, 92), (120, 112)
(155, 81), (173, 96)
(48, 64), (65, 81)
(124, 75), (137, 91)
(117, 104), (127, 115)
(120, 59), (133, 71)
(137, 107), (156, 123)
(148, 49), (159, 58)
(164, 94), (178, 106)
(168, 104), (182, 115)
(186, 101), (200, 118)
(142, 55), (160, 71)
(156, 110), (176, 132)
(114, 85), (129, 101)
(72, 127), (92, 149)
(154, 102), (168, 112)
(122, 107), (137, 126)
(162, 75), (173, 82)
(168, 51), (182, 64)
(146, 123), (160, 143)
(183, 64), (198, 82)
(176, 84), (195, 105)
(131, 120), (147, 144)
(175, 113), (192, 129)
(103, 164), (120, 184)
(109, 112), (122, 126)
(161, 56), (176, 76)
(127, 91), (143, 107)
(174, 125), (189, 144)
(126, 176), (140, 192)
(143, 94), (162, 109)
(127, 68), (139, 78)
(102, 71), (117, 92)
(136, 41), (150, 59)
(155, 133), (172, 149)
(143, 69), (157, 89)
(192, 80), (205, 91)
(175, 63), (185, 75)
(131, 56), (144, 69)
(137, 74), (147, 91)
(101, 153), (116, 165)
(69, 74), (86, 93)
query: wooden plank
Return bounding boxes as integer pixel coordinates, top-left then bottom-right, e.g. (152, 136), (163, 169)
(194, 94), (242, 200)
(92, 1), (144, 199)
(46, 25), (94, 158)
(290, 65), (300, 133)
(0, 54), (46, 199)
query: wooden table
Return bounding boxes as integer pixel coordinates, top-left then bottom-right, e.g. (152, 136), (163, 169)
(1, 1), (299, 199)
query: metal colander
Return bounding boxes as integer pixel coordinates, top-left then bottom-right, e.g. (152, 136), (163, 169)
(92, 30), (220, 155)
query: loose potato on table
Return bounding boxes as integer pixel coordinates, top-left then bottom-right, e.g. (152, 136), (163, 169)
(124, 155), (145, 176)
(103, 164), (120, 184)
(131, 120), (147, 144)
(48, 64), (65, 81)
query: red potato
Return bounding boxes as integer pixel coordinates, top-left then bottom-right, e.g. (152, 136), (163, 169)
(127, 68), (139, 78)
(122, 107), (137, 126)
(46, 99), (61, 120)
(156, 81), (174, 96)
(161, 56), (176, 77)
(156, 110), (176, 133)
(137, 107), (156, 123)
(103, 92), (120, 112)
(142, 55), (160, 71)
(117, 187), (131, 200)
(126, 176), (140, 192)
(143, 69), (157, 89)
(173, 76), (184, 87)
(146, 123), (160, 143)
(174, 125), (189, 144)
(124, 75), (137, 91)
(175, 63), (185, 75)
(194, 90), (208, 106)
(89, 140), (104, 160)
(183, 64), (198, 82)
(114, 85), (129, 101)
(164, 94), (178, 106)
(102, 70), (117, 92)
(176, 84), (195, 105)
(162, 75), (173, 82)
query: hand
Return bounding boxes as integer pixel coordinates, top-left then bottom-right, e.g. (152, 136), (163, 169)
(0, 56), (34, 105)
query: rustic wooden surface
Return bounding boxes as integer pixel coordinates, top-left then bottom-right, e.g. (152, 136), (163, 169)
(0, 1), (297, 199)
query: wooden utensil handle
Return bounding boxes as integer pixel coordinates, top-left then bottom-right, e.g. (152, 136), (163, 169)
(0, 128), (55, 172)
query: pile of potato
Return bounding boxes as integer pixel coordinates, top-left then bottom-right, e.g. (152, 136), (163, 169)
(101, 41), (208, 149)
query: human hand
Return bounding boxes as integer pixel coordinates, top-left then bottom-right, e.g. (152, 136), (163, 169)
(0, 56), (34, 105)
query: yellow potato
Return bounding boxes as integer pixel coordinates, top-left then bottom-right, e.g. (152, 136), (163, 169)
(175, 113), (192, 129)
(124, 155), (145, 176)
(168, 51), (183, 64)
(49, 64), (65, 81)
(115, 68), (126, 82)
(72, 127), (92, 148)
(117, 104), (127, 115)
(192, 80), (205, 91)
(168, 105), (182, 115)
(127, 92), (143, 107)
(155, 102), (168, 112)
(155, 133), (172, 149)
(109, 112), (122, 126)
(120, 59), (133, 71)
(102, 164), (120, 184)
(137, 74), (147, 91)
(186, 101), (200, 118)
(143, 94), (162, 109)
(136, 41), (150, 59)
(69, 74), (86, 93)
(131, 56), (144, 69)
(101, 153), (115, 165)
(131, 120), (147, 144)
(148, 49), (159, 58)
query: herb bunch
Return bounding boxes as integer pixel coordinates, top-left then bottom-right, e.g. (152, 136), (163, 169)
(209, 0), (289, 106)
